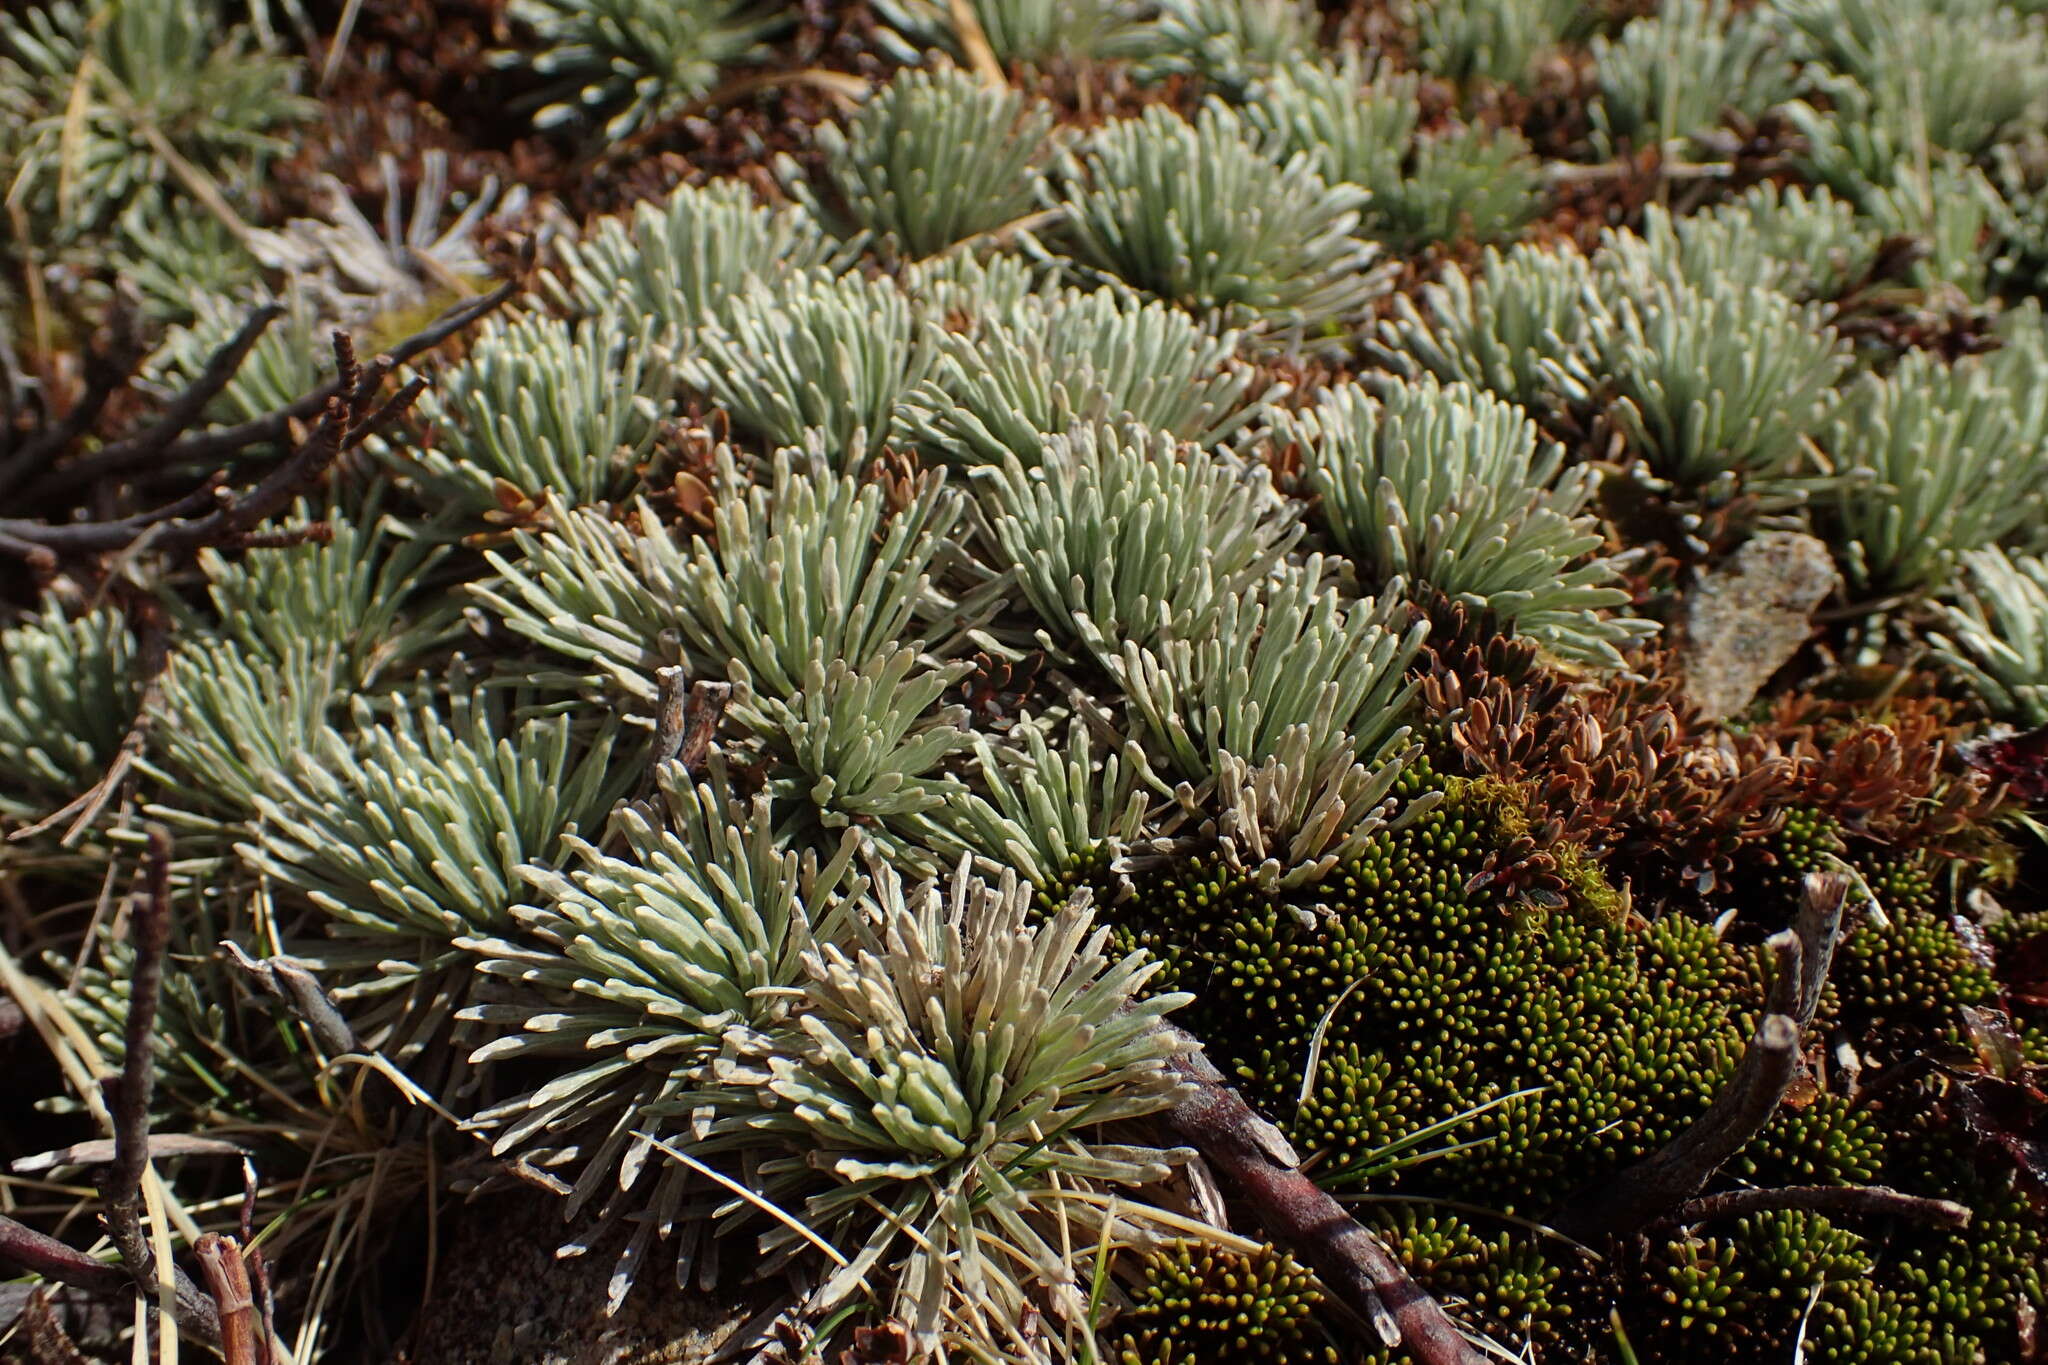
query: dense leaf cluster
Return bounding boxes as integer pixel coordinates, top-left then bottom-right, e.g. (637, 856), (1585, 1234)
(4, 2), (2048, 1363)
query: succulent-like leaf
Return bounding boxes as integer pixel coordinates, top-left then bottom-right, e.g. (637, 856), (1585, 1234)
(904, 285), (1277, 466)
(797, 65), (1057, 258)
(1931, 548), (2048, 727)
(728, 863), (1191, 1356)
(680, 268), (942, 459)
(1411, 0), (1592, 88)
(1277, 376), (1649, 668)
(1242, 51), (1418, 191)
(1374, 240), (1598, 411)
(504, 0), (787, 139)
(1590, 0), (1793, 154)
(1052, 101), (1387, 343)
(549, 179), (847, 336)
(1825, 347), (2048, 592)
(1111, 564), (1425, 784)
(398, 311), (671, 518)
(1550, 274), (1851, 491)
(0, 605), (139, 825)
(972, 421), (1302, 663)
(245, 681), (632, 985)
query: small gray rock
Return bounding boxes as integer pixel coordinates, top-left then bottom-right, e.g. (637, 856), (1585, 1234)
(1679, 531), (1840, 721)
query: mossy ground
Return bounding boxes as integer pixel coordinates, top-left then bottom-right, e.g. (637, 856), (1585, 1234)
(1095, 753), (2044, 1363)
(6, 2), (2048, 1363)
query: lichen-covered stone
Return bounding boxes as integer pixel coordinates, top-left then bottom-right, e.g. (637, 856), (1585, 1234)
(1679, 531), (1840, 720)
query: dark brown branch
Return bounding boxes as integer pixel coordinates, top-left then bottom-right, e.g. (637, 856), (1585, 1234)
(153, 272), (514, 468)
(127, 475), (232, 530)
(1666, 1184), (1973, 1231)
(1557, 962), (1802, 1239)
(14, 271), (522, 502)
(5, 305), (285, 502)
(637, 665), (692, 803)
(99, 824), (174, 1292)
(651, 666), (690, 762)
(1787, 872), (1845, 1028)
(0, 1215), (133, 1298)
(0, 295), (145, 493)
(1556, 874), (1847, 1240)
(641, 673), (733, 800)
(233, 1160), (282, 1362)
(1155, 1024), (1485, 1365)
(249, 1250), (278, 1365)
(159, 389), (355, 551)
(0, 334), (430, 561)
(239, 1159), (260, 1246)
(0, 846), (227, 1352)
(11, 825), (231, 1349)
(0, 1213), (224, 1350)
(0, 525), (57, 572)
(180, 375), (428, 548)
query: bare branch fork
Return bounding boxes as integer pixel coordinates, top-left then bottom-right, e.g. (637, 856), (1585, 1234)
(0, 269), (523, 509)
(0, 1217), (137, 1303)
(4, 277), (518, 850)
(0, 827), (226, 1348)
(0, 331), (412, 563)
(0, 289), (146, 495)
(9, 303), (285, 503)
(99, 825), (175, 1289)
(1155, 1024), (1486, 1365)
(1556, 873), (1854, 1241)
(0, 272), (524, 567)
(0, 830), (301, 1359)
(0, 324), (452, 840)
